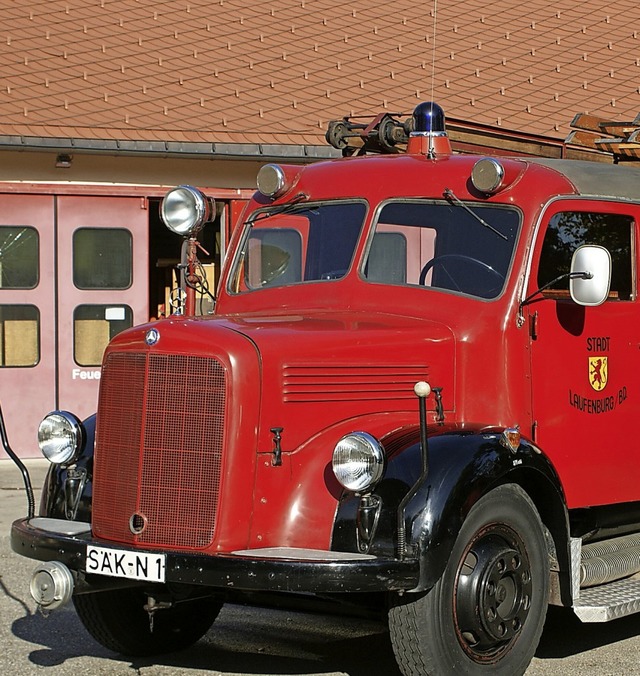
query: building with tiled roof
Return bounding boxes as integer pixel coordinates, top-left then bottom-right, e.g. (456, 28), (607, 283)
(1, 0), (640, 174)
(1, 0), (640, 457)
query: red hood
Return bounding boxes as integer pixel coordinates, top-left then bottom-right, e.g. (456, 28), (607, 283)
(219, 310), (456, 452)
(108, 310), (456, 454)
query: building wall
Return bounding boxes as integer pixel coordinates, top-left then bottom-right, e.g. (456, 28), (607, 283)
(0, 150), (266, 189)
(0, 150), (266, 459)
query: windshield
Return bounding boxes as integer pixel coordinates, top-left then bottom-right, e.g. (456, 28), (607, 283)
(363, 200), (520, 299)
(229, 201), (366, 293)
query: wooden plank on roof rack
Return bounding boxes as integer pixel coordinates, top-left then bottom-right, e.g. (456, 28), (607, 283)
(610, 148), (640, 160)
(594, 140), (640, 158)
(565, 130), (602, 149)
(569, 113), (609, 133)
(594, 138), (638, 148)
(566, 108), (640, 161)
(594, 137), (627, 147)
(568, 113), (636, 137)
(598, 122), (637, 138)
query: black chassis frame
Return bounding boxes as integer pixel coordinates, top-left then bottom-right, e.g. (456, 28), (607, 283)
(11, 516), (419, 594)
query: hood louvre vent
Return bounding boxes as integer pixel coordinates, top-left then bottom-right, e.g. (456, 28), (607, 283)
(283, 364), (429, 403)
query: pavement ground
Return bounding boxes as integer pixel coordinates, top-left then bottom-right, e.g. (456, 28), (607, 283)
(1, 458), (639, 675)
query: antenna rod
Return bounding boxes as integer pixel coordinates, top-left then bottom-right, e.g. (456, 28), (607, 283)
(428, 0), (439, 158)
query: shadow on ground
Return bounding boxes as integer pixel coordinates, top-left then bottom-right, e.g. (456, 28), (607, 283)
(10, 597), (402, 676)
(535, 604), (640, 659)
(5, 568), (640, 676)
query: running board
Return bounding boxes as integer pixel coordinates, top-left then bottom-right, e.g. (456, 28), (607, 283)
(573, 575), (640, 622)
(570, 537), (640, 622)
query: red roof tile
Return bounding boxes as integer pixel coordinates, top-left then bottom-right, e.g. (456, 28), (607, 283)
(0, 0), (638, 149)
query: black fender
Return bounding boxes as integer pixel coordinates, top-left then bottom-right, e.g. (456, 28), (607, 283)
(40, 414), (95, 522)
(332, 427), (571, 597)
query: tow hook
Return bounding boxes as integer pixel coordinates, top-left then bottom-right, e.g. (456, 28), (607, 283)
(30, 561), (75, 612)
(144, 595), (172, 632)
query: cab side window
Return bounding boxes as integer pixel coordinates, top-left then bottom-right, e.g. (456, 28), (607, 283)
(537, 212), (634, 301)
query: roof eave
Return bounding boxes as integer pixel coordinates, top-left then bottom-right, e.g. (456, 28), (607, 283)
(0, 135), (341, 162)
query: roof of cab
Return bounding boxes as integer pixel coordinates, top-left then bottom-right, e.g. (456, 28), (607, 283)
(528, 159), (640, 201)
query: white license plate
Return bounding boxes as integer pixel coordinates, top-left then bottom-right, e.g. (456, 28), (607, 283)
(86, 545), (166, 583)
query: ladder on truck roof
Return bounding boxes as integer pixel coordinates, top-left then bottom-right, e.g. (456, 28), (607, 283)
(325, 111), (413, 156)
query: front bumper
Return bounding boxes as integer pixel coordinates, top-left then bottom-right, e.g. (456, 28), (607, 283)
(11, 517), (419, 594)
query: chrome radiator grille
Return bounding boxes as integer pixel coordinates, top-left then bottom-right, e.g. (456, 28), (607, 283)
(92, 352), (226, 550)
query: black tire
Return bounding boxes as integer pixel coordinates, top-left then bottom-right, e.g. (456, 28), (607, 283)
(73, 587), (222, 656)
(389, 484), (549, 676)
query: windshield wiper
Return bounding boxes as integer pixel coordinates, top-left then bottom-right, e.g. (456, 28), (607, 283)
(443, 188), (508, 241)
(247, 192), (309, 225)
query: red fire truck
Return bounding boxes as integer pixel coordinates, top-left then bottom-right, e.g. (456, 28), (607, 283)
(5, 102), (640, 675)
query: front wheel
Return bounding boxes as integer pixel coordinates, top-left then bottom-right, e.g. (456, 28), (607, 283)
(74, 587), (222, 656)
(389, 484), (549, 676)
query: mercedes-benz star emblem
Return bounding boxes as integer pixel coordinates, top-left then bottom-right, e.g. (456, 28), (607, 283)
(145, 328), (160, 345)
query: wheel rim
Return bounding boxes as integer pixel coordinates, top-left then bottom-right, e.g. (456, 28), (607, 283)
(453, 525), (533, 662)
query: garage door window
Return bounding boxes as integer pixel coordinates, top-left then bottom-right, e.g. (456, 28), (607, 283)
(0, 305), (39, 367)
(73, 228), (132, 289)
(74, 305), (133, 366)
(0, 226), (38, 288)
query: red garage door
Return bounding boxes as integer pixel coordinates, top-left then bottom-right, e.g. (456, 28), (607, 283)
(0, 193), (148, 458)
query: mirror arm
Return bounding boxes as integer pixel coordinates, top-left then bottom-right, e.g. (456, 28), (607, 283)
(517, 271), (592, 326)
(520, 271), (592, 309)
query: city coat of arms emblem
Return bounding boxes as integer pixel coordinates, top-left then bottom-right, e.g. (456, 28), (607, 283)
(588, 356), (608, 392)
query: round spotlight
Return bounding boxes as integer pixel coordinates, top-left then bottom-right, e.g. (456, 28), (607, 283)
(471, 158), (506, 194)
(160, 185), (213, 236)
(257, 164), (288, 198)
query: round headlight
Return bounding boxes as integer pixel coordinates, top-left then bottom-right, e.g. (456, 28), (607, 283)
(332, 432), (385, 493)
(37, 411), (84, 465)
(160, 185), (214, 236)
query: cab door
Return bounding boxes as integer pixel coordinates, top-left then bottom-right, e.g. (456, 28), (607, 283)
(56, 196), (148, 417)
(528, 200), (639, 508)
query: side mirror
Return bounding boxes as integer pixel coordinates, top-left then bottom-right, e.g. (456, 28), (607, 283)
(569, 245), (612, 307)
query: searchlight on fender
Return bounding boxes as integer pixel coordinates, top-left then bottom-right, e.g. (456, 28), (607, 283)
(407, 101), (452, 157)
(161, 185), (214, 237)
(159, 185), (216, 317)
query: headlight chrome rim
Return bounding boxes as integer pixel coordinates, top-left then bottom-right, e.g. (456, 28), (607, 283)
(332, 431), (385, 493)
(37, 411), (84, 465)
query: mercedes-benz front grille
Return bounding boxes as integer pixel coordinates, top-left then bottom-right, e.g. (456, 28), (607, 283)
(92, 352), (227, 550)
